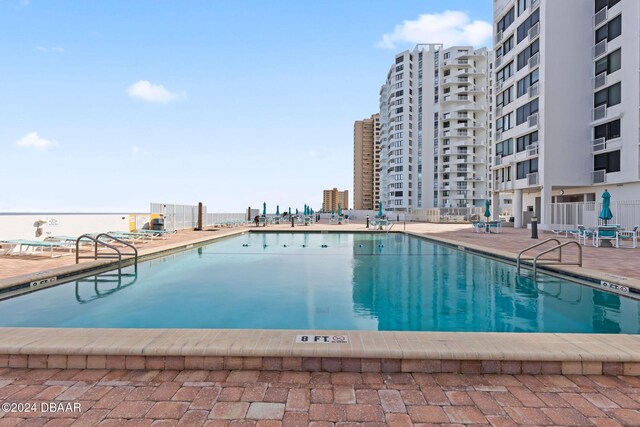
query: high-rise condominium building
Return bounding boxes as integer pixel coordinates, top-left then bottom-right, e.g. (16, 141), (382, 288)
(354, 114), (381, 210)
(379, 44), (490, 212)
(491, 0), (640, 228)
(322, 188), (349, 213)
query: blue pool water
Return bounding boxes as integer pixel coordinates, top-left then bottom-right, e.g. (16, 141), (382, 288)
(0, 232), (638, 333)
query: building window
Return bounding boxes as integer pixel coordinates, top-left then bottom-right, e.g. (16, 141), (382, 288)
(495, 61), (514, 83)
(517, 39), (539, 71)
(496, 86), (513, 107)
(595, 48), (621, 75)
(594, 82), (621, 108)
(595, 0), (621, 13)
(496, 139), (514, 157)
(496, 112), (514, 132)
(595, 14), (622, 44)
(518, 0), (528, 15)
(395, 56), (404, 64)
(496, 35), (514, 59)
(594, 150), (620, 173)
(496, 7), (515, 34)
(516, 158), (538, 179)
(516, 69), (539, 97)
(516, 99), (539, 125)
(516, 8), (540, 43)
(594, 119), (621, 140)
(516, 131), (538, 152)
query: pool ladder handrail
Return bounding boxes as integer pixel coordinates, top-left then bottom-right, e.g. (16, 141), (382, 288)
(75, 233), (138, 275)
(532, 241), (582, 280)
(386, 222), (394, 233)
(516, 238), (561, 275)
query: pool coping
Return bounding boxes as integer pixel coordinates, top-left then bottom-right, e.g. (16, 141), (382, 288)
(1, 228), (639, 376)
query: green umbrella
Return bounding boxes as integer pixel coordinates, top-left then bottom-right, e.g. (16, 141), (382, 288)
(288, 207), (291, 215)
(296, 208), (299, 215)
(262, 202), (266, 216)
(378, 201), (383, 217)
(599, 189), (613, 225)
(484, 200), (491, 219)
(276, 205), (280, 216)
(304, 204), (307, 216)
(337, 204), (342, 216)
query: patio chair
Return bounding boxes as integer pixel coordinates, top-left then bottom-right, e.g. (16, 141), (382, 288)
(572, 225), (594, 245)
(618, 226), (638, 249)
(0, 239), (73, 257)
(471, 221), (484, 233)
(593, 225), (619, 248)
(487, 221), (502, 233)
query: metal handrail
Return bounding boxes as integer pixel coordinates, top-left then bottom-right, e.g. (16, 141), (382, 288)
(516, 238), (561, 275)
(387, 222), (395, 233)
(533, 241), (582, 279)
(75, 233), (138, 275)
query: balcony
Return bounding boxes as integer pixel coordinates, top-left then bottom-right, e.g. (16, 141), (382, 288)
(495, 30), (503, 45)
(527, 172), (539, 186)
(593, 39), (607, 59)
(495, 130), (502, 141)
(528, 52), (540, 69)
(592, 104), (607, 121)
(495, 55), (503, 68)
(528, 82), (539, 98)
(593, 7), (607, 28)
(494, 156), (502, 166)
(527, 113), (539, 128)
(592, 169), (606, 184)
(593, 72), (607, 90)
(528, 22), (540, 42)
(497, 181), (513, 191)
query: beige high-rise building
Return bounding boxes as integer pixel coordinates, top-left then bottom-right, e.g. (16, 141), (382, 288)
(354, 114), (381, 210)
(322, 188), (349, 213)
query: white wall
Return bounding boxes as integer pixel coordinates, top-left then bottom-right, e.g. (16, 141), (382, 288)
(0, 214), (134, 241)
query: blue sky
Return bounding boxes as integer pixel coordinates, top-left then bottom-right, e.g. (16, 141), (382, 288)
(1, 0), (492, 213)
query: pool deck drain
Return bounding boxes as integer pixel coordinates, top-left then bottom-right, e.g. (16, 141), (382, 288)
(1, 222), (640, 376)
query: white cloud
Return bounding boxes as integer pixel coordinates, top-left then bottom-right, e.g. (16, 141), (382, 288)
(127, 80), (186, 104)
(36, 46), (65, 53)
(378, 11), (492, 49)
(14, 132), (57, 151)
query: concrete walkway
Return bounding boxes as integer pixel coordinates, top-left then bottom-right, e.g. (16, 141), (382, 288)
(1, 368), (639, 426)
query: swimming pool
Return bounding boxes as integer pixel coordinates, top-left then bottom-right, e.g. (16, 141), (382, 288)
(0, 232), (638, 333)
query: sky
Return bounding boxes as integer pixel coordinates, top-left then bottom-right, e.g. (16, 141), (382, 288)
(0, 0), (492, 213)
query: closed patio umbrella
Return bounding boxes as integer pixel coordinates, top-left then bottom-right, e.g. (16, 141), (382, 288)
(337, 204), (342, 216)
(484, 200), (491, 219)
(288, 207), (291, 215)
(378, 201), (383, 218)
(599, 189), (613, 225)
(276, 205), (280, 216)
(263, 202), (266, 216)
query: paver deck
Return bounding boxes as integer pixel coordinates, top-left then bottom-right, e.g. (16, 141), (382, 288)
(1, 368), (639, 426)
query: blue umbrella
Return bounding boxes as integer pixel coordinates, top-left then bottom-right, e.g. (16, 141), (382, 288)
(288, 207), (291, 215)
(263, 202), (266, 216)
(276, 205), (280, 216)
(484, 200), (491, 219)
(296, 208), (299, 215)
(337, 204), (342, 216)
(599, 189), (613, 225)
(378, 201), (383, 218)
(304, 204), (308, 216)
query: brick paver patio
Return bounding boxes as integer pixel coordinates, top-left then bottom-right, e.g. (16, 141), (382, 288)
(0, 368), (639, 425)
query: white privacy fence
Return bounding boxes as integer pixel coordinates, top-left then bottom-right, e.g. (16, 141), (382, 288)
(151, 203), (247, 231)
(545, 201), (640, 231)
(411, 207), (484, 223)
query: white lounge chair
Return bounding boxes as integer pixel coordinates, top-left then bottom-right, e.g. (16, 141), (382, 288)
(618, 226), (638, 249)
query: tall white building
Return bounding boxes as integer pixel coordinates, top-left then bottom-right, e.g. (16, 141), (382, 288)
(491, 0), (640, 228)
(379, 44), (490, 212)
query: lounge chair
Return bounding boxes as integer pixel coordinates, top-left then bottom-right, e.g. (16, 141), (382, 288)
(0, 239), (74, 257)
(618, 226), (638, 249)
(572, 225), (594, 245)
(472, 221), (484, 233)
(593, 225), (619, 247)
